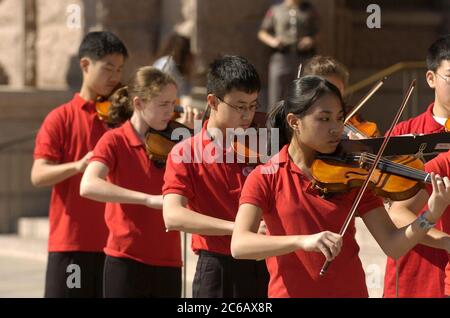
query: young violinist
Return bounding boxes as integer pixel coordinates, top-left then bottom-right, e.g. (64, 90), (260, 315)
(162, 55), (269, 298)
(383, 34), (450, 298)
(31, 31), (128, 298)
(230, 75), (450, 298)
(80, 66), (187, 297)
(303, 55), (380, 138)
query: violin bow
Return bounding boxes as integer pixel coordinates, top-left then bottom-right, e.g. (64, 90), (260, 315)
(297, 63), (303, 79)
(344, 78), (386, 124)
(319, 79), (416, 277)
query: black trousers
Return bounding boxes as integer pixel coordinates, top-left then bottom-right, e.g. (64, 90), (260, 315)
(192, 250), (269, 298)
(44, 251), (105, 298)
(103, 255), (181, 298)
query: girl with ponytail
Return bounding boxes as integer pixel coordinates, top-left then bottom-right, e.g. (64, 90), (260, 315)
(232, 75), (450, 297)
(80, 66), (183, 297)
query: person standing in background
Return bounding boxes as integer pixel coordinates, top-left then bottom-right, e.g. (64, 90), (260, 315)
(258, 0), (319, 111)
(153, 32), (201, 128)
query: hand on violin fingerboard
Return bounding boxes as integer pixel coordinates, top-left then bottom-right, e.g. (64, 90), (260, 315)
(347, 130), (367, 140)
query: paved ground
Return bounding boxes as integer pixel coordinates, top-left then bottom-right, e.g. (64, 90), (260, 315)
(0, 222), (386, 298)
(0, 256), (46, 298)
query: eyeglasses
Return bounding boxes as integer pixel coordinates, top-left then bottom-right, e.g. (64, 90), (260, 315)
(436, 72), (450, 84)
(215, 96), (260, 113)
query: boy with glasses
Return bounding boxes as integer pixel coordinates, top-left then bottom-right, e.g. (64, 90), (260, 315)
(162, 55), (269, 298)
(384, 34), (450, 298)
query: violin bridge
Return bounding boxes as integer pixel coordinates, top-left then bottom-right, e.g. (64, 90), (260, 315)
(358, 152), (368, 169)
(414, 143), (426, 162)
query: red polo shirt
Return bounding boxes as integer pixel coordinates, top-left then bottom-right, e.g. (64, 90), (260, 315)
(91, 121), (181, 267)
(162, 120), (256, 255)
(239, 145), (384, 298)
(383, 102), (448, 298)
(33, 93), (108, 252)
(391, 103), (444, 136)
(422, 152), (450, 296)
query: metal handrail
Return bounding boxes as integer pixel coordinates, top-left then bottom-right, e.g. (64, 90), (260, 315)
(344, 61), (426, 97)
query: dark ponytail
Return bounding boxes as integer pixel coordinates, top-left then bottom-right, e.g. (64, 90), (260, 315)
(267, 100), (291, 148)
(108, 86), (133, 126)
(267, 75), (344, 148)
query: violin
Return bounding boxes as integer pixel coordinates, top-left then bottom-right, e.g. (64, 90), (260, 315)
(344, 115), (380, 138)
(445, 119), (450, 132)
(231, 111), (270, 164)
(95, 83), (124, 123)
(311, 148), (429, 201)
(343, 78), (385, 138)
(96, 99), (111, 122)
(145, 120), (193, 167)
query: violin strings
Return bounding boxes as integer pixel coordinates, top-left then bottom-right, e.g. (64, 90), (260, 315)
(361, 153), (428, 177)
(352, 156), (429, 182)
(354, 156), (429, 181)
(350, 153), (427, 176)
(347, 153), (430, 182)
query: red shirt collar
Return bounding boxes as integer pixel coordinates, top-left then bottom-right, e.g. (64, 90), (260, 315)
(426, 102), (446, 131)
(271, 145), (305, 175)
(73, 93), (96, 112)
(123, 120), (144, 147)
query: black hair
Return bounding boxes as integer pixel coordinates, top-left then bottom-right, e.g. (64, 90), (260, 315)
(78, 31), (128, 61)
(426, 34), (450, 72)
(267, 75), (344, 147)
(206, 55), (261, 98)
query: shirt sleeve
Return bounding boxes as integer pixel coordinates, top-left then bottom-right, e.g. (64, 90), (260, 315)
(33, 108), (66, 162)
(162, 141), (195, 200)
(260, 7), (275, 34)
(239, 166), (272, 213)
(90, 131), (118, 173)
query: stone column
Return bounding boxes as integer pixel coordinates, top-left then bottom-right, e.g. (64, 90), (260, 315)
(36, 0), (84, 88)
(0, 0), (25, 87)
(24, 0), (37, 87)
